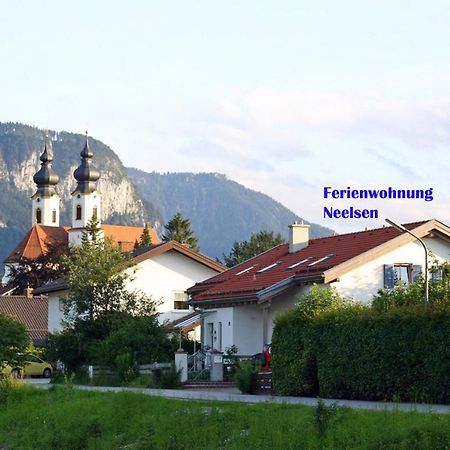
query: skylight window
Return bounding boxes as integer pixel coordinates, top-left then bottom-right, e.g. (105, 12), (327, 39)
(257, 262), (280, 273)
(287, 258), (311, 270)
(308, 254), (334, 267)
(235, 265), (256, 276)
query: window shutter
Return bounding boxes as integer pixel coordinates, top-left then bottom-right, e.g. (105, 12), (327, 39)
(383, 264), (395, 289)
(412, 265), (422, 282)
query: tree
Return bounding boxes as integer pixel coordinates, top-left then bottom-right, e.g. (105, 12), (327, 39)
(48, 219), (170, 370)
(0, 313), (29, 372)
(223, 230), (285, 267)
(7, 242), (68, 291)
(162, 212), (199, 251)
(134, 223), (152, 250)
(62, 218), (157, 327)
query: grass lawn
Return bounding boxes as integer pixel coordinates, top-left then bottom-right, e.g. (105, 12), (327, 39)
(1, 385), (450, 449)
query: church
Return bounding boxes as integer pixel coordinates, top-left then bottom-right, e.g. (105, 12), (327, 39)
(2, 134), (224, 335)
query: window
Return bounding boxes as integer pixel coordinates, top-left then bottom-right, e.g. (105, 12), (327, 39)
(92, 206), (98, 220)
(236, 265), (256, 275)
(384, 264), (422, 288)
(173, 291), (189, 310)
(76, 204), (82, 221)
(52, 209), (57, 223)
(257, 262), (280, 273)
(218, 322), (222, 351)
(308, 254), (334, 267)
(35, 208), (42, 224)
(207, 323), (214, 349)
(287, 258), (312, 269)
(431, 267), (443, 284)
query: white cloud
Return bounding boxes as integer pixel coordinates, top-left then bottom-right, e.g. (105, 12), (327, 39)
(124, 88), (450, 233)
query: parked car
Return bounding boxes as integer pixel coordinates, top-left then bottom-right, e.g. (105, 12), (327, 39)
(1, 354), (52, 378)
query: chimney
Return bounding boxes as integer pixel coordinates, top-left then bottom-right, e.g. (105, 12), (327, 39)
(25, 287), (34, 299)
(289, 222), (310, 253)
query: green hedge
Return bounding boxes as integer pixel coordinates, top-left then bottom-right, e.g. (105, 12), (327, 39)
(273, 304), (450, 403)
(314, 306), (450, 403)
(272, 310), (318, 396)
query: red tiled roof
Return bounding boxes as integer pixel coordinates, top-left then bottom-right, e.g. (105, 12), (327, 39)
(189, 221), (432, 306)
(101, 224), (160, 252)
(4, 225), (69, 263)
(4, 224), (160, 263)
(0, 296), (48, 342)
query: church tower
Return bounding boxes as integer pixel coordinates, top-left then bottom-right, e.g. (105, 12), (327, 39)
(31, 135), (60, 227)
(68, 133), (102, 246)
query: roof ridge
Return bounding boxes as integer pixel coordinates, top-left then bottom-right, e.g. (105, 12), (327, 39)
(308, 219), (432, 243)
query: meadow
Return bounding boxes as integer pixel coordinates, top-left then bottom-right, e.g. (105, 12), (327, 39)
(1, 385), (450, 449)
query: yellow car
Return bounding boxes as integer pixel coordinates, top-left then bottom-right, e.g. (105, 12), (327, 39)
(1, 354), (52, 378)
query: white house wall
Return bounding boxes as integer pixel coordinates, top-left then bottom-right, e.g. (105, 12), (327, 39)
(126, 251), (220, 324)
(333, 236), (450, 303)
(47, 289), (69, 333)
(233, 305), (264, 356)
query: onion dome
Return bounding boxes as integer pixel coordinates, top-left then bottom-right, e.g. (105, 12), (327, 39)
(32, 135), (59, 198)
(72, 132), (100, 194)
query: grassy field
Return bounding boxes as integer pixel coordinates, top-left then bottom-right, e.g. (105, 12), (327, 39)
(1, 385), (450, 449)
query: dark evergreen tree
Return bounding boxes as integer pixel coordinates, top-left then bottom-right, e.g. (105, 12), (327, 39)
(135, 223), (152, 249)
(223, 230), (285, 267)
(162, 212), (199, 251)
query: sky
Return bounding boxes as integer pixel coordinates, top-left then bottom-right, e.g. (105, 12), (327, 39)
(1, 0), (450, 233)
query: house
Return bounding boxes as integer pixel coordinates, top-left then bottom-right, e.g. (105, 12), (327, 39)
(4, 134), (224, 333)
(37, 240), (224, 333)
(188, 220), (450, 356)
(0, 293), (48, 346)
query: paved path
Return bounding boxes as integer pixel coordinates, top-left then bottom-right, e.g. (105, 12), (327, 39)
(33, 383), (450, 414)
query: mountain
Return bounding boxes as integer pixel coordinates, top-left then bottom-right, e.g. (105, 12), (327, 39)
(127, 169), (333, 260)
(0, 121), (332, 274)
(0, 123), (162, 271)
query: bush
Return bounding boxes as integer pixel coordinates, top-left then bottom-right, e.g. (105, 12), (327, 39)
(156, 364), (182, 389)
(0, 313), (29, 370)
(115, 352), (137, 383)
(313, 305), (450, 403)
(272, 285), (350, 396)
(234, 362), (258, 394)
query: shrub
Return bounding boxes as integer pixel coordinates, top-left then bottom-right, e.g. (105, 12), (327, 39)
(313, 305), (450, 403)
(156, 364), (182, 389)
(234, 362), (258, 394)
(272, 285), (350, 396)
(115, 352), (137, 383)
(0, 313), (29, 370)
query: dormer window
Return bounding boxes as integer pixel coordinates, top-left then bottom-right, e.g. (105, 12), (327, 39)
(76, 204), (82, 221)
(36, 208), (42, 224)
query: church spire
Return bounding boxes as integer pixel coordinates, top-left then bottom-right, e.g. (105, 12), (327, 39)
(69, 132), (102, 244)
(72, 132), (100, 195)
(31, 133), (60, 227)
(32, 134), (59, 198)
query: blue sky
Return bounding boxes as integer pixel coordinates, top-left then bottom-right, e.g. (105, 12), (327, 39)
(1, 1), (449, 232)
